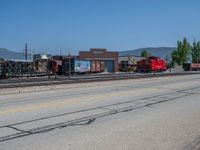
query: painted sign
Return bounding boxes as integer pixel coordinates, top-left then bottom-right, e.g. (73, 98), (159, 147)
(74, 60), (91, 72)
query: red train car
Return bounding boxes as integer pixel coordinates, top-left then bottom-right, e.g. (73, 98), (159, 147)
(50, 56), (63, 75)
(91, 60), (104, 73)
(137, 56), (166, 72)
(51, 60), (62, 75)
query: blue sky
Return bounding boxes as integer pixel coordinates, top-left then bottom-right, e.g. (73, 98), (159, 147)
(0, 0), (200, 54)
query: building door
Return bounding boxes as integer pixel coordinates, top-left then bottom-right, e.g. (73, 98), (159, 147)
(104, 60), (114, 72)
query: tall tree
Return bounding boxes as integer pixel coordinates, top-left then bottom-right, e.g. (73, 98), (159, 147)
(141, 50), (151, 57)
(171, 38), (191, 65)
(191, 41), (200, 63)
(171, 50), (179, 66)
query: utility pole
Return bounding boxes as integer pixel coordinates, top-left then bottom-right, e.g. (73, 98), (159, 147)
(23, 43), (28, 77)
(68, 52), (71, 78)
(23, 44), (32, 77)
(25, 43), (28, 60)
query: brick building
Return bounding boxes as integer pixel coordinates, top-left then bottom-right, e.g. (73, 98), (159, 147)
(79, 49), (118, 72)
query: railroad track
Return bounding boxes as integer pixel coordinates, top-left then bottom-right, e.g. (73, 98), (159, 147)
(0, 72), (199, 89)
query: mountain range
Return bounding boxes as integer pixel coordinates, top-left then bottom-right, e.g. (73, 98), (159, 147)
(0, 48), (24, 60)
(119, 47), (176, 58)
(0, 47), (176, 60)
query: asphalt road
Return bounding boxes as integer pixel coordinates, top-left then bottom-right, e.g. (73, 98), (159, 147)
(0, 74), (200, 150)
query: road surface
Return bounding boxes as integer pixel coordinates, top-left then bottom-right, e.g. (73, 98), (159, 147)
(0, 74), (200, 150)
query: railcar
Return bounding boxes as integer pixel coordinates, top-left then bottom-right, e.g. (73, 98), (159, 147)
(91, 60), (104, 73)
(62, 58), (91, 75)
(137, 56), (166, 72)
(183, 63), (200, 71)
(0, 59), (6, 78)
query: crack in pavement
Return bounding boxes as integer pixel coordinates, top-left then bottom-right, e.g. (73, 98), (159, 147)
(0, 86), (199, 143)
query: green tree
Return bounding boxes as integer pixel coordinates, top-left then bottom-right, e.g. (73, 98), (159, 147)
(141, 50), (151, 57)
(191, 41), (200, 63)
(171, 38), (191, 65)
(171, 50), (180, 66)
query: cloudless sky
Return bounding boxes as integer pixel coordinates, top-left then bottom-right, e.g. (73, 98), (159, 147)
(0, 0), (200, 55)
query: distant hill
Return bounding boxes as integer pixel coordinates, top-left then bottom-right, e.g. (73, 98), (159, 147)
(0, 47), (176, 60)
(0, 48), (24, 60)
(119, 47), (176, 59)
